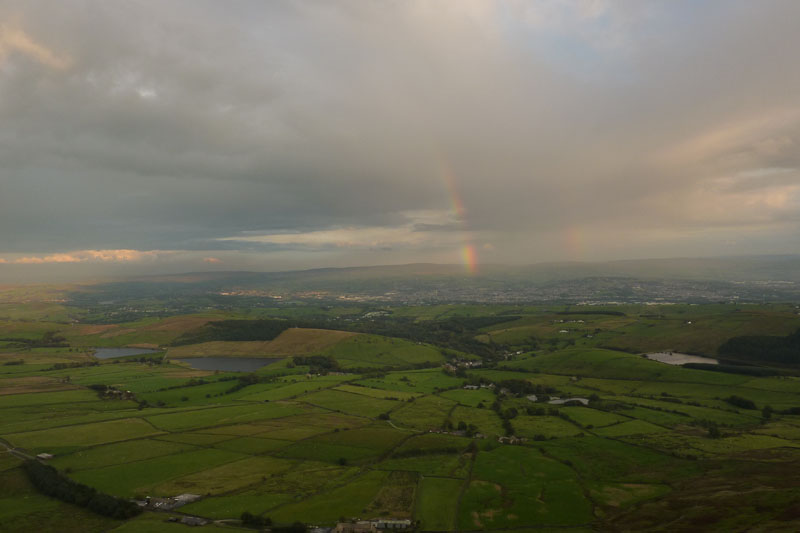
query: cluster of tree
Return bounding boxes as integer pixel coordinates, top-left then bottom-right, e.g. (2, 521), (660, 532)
(87, 384), (110, 397)
(290, 355), (340, 375)
(556, 310), (626, 316)
(86, 384), (137, 401)
(525, 406), (564, 417)
(488, 400), (516, 436)
(23, 460), (141, 519)
(724, 395), (757, 410)
(683, 363), (780, 377)
(171, 319), (299, 345)
(224, 372), (274, 394)
(494, 378), (556, 396)
(390, 446), (465, 459)
(158, 377), (212, 391)
(595, 345), (641, 354)
(242, 509), (304, 529)
(442, 419), (480, 436)
(1, 331), (69, 349)
(690, 419), (726, 439)
(456, 420), (480, 436)
(44, 361), (99, 371)
(339, 316), (505, 359)
(119, 355), (164, 365)
(240, 511), (272, 528)
(2, 359), (24, 366)
(718, 328), (800, 366)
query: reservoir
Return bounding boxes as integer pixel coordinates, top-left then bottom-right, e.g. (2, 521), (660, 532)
(645, 352), (719, 366)
(173, 357), (280, 372)
(93, 347), (160, 359)
(548, 397), (589, 406)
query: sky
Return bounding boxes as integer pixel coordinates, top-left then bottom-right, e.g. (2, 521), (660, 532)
(1, 0), (799, 281)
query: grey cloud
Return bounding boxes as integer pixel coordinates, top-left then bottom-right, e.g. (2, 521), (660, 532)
(1, 0), (799, 273)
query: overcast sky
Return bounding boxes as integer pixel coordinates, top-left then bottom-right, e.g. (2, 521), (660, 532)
(1, 0), (799, 281)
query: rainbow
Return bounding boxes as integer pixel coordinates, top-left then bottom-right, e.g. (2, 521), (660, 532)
(564, 226), (584, 261)
(461, 243), (478, 274)
(438, 159), (478, 274)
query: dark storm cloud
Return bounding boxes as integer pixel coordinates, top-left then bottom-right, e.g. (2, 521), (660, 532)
(1, 0), (799, 275)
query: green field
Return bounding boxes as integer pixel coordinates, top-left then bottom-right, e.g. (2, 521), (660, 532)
(415, 477), (462, 530)
(268, 469), (391, 523)
(5, 418), (163, 455)
(49, 439), (197, 472)
(512, 414), (584, 438)
(459, 445), (593, 529)
(1, 302), (799, 530)
(391, 395), (455, 430)
(322, 335), (446, 368)
(69, 448), (245, 497)
(153, 455), (297, 495)
(146, 402), (315, 432)
(299, 388), (400, 418)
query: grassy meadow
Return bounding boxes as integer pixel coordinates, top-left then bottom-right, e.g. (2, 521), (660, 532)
(0, 301), (799, 531)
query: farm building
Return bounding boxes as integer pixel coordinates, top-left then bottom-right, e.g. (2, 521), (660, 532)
(334, 520), (412, 533)
(334, 522), (374, 533)
(374, 519), (412, 530)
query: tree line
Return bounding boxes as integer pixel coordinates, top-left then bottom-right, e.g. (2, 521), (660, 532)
(171, 319), (297, 345)
(23, 460), (141, 519)
(718, 328), (800, 366)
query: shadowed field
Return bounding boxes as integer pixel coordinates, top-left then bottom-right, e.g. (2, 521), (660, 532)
(166, 328), (357, 358)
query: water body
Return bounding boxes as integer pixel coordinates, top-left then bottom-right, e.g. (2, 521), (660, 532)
(548, 397), (589, 406)
(645, 352), (719, 366)
(94, 347), (160, 359)
(174, 357), (279, 372)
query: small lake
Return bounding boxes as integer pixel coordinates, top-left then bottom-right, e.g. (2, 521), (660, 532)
(548, 397), (589, 406)
(173, 357), (280, 372)
(94, 347), (160, 359)
(645, 352), (719, 366)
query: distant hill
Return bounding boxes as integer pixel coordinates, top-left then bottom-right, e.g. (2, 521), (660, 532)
(65, 255), (800, 308)
(126, 254), (800, 284)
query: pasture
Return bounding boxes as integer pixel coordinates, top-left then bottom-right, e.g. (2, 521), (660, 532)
(268, 469), (390, 523)
(415, 477), (462, 530)
(322, 335), (446, 368)
(5, 418), (162, 455)
(69, 448), (245, 497)
(298, 389), (400, 418)
(390, 395), (455, 430)
(460, 445), (593, 529)
(1, 302), (799, 531)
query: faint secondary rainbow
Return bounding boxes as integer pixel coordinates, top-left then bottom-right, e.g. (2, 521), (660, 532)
(438, 159), (478, 274)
